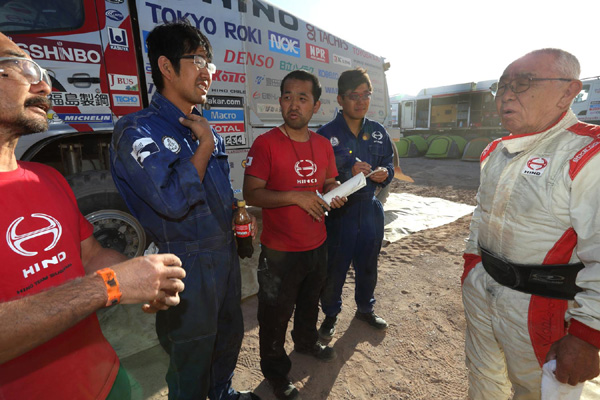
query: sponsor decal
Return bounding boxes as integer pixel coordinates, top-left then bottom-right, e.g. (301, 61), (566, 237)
(146, 3), (217, 35)
(224, 22), (262, 44)
(318, 69), (339, 80)
(108, 27), (129, 51)
(255, 76), (265, 85)
(131, 138), (159, 167)
(330, 137), (339, 147)
(268, 30), (300, 58)
(324, 86), (337, 94)
(295, 159), (317, 177)
(112, 94), (140, 107)
(252, 91), (278, 100)
(58, 114), (112, 123)
(212, 123), (245, 135)
(212, 70), (246, 83)
(49, 92), (110, 107)
(306, 24), (348, 50)
(17, 37), (101, 64)
(162, 136), (180, 153)
(280, 62), (313, 73)
(372, 131), (383, 141)
(306, 43), (329, 63)
(205, 109), (244, 122)
(207, 96), (244, 108)
(522, 157), (550, 176)
(223, 133), (247, 146)
(109, 74), (139, 91)
(224, 50), (274, 68)
(106, 0), (125, 3)
(257, 104), (281, 114)
(333, 53), (352, 68)
(105, 9), (124, 21)
(353, 47), (381, 61)
(7, 214), (62, 257)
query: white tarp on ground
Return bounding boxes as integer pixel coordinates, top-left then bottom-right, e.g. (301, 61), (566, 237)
(383, 192), (475, 244)
(100, 193), (475, 359)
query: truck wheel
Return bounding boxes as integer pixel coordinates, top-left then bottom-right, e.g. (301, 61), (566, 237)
(67, 170), (146, 258)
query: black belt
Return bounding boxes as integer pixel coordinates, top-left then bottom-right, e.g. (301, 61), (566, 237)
(479, 246), (583, 300)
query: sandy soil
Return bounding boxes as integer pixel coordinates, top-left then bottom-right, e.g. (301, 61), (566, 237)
(230, 158), (481, 400)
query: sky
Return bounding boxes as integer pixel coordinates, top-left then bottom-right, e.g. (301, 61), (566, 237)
(268, 0), (599, 96)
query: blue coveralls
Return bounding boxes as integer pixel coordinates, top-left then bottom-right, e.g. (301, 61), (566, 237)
(317, 111), (394, 317)
(110, 93), (243, 400)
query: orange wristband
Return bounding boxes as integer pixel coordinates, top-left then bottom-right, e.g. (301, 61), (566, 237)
(96, 268), (122, 307)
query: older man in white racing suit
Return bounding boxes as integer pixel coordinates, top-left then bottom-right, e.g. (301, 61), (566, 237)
(462, 48), (600, 399)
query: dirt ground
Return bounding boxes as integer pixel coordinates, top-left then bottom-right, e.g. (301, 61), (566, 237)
(231, 157), (481, 400)
(122, 157), (481, 400)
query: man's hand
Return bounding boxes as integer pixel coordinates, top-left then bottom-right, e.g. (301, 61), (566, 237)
(110, 254), (186, 313)
(546, 334), (600, 385)
(352, 161), (372, 177)
(328, 195), (347, 209)
(369, 167), (389, 183)
(179, 114), (215, 152)
(230, 212), (258, 239)
(295, 191), (330, 221)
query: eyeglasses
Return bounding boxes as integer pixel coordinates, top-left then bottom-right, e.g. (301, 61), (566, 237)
(490, 77), (572, 97)
(0, 57), (51, 86)
(342, 91), (372, 101)
(180, 55), (217, 74)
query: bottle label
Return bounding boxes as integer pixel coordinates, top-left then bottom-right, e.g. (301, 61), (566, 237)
(235, 223), (251, 238)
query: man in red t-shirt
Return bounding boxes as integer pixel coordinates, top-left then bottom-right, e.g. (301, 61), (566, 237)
(243, 70), (346, 400)
(0, 32), (186, 400)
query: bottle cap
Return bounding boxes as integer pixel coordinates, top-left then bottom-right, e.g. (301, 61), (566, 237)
(237, 200), (246, 207)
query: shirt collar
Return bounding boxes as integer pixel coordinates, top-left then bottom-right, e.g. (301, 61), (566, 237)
(501, 110), (578, 154)
(150, 92), (203, 136)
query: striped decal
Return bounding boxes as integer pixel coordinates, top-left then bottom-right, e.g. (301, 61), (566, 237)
(568, 123), (600, 179)
(528, 228), (578, 366)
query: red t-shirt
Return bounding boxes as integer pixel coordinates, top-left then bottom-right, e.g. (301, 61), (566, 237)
(0, 162), (119, 400)
(245, 127), (338, 251)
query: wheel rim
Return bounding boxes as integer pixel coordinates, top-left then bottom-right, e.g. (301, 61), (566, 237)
(86, 209), (146, 258)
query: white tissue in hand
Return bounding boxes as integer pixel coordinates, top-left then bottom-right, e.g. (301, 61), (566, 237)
(322, 173), (366, 204)
(541, 359), (584, 400)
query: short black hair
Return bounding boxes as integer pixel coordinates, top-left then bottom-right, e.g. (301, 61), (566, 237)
(338, 67), (372, 95)
(146, 20), (213, 93)
(280, 70), (322, 103)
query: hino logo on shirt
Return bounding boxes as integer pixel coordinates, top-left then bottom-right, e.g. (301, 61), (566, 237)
(295, 159), (317, 184)
(522, 157), (550, 176)
(7, 214), (67, 279)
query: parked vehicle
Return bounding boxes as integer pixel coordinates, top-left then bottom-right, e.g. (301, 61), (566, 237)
(394, 76), (600, 139)
(5, 0), (393, 257)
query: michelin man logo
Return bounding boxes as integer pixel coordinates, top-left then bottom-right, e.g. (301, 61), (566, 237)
(7, 213), (62, 257)
(330, 136), (339, 147)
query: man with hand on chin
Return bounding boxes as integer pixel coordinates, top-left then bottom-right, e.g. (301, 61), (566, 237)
(110, 21), (258, 400)
(243, 70), (345, 400)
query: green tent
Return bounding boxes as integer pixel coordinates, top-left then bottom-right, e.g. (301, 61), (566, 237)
(462, 137), (492, 162)
(425, 135), (468, 159)
(396, 135), (428, 158)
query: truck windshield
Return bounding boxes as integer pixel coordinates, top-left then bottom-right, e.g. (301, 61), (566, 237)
(0, 0), (84, 33)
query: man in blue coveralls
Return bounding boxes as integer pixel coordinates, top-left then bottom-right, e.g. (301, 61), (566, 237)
(110, 21), (259, 400)
(317, 67), (393, 341)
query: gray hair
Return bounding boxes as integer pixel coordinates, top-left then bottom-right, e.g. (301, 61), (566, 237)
(525, 48), (580, 79)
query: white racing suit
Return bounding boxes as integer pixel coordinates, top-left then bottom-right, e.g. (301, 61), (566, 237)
(462, 110), (600, 399)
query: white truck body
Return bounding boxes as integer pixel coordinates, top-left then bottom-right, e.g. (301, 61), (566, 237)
(4, 0), (392, 256)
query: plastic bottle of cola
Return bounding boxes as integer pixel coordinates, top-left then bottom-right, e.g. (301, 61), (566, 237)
(234, 200), (254, 259)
